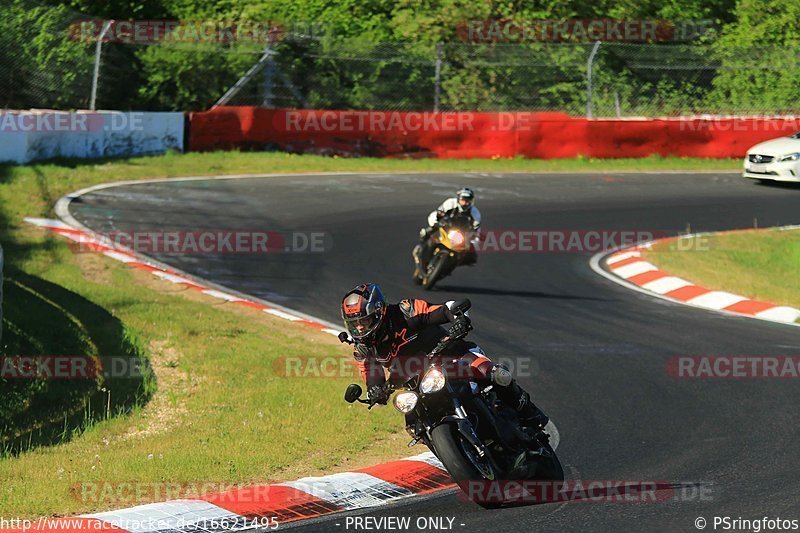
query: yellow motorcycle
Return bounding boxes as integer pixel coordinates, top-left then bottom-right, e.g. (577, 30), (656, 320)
(412, 214), (477, 290)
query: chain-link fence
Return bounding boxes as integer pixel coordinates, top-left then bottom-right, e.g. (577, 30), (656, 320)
(3, 0), (799, 117)
(0, 0), (267, 111)
(218, 38), (800, 116)
(0, 0), (134, 110)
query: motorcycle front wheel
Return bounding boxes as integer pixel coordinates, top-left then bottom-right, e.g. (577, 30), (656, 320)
(423, 253), (449, 290)
(529, 441), (564, 482)
(431, 424), (508, 508)
(431, 424), (495, 482)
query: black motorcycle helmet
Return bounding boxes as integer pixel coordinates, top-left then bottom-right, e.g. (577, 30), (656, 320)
(341, 283), (387, 344)
(456, 187), (475, 212)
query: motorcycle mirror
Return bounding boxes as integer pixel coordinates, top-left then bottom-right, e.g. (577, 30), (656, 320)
(451, 298), (471, 314)
(344, 384), (363, 403)
(338, 332), (352, 344)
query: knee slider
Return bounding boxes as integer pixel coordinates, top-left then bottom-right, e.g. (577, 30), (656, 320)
(491, 364), (513, 387)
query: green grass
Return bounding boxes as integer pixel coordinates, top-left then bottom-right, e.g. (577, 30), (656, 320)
(643, 229), (800, 318)
(0, 152), (740, 188)
(0, 150), (741, 517)
(1, 270), (154, 454)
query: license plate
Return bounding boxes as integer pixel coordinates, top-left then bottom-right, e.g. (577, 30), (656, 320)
(748, 163), (766, 172)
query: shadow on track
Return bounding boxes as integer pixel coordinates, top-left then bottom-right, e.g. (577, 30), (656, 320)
(754, 180), (800, 191)
(435, 284), (611, 302)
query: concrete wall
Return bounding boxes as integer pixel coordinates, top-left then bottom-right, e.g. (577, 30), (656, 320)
(0, 111), (184, 164)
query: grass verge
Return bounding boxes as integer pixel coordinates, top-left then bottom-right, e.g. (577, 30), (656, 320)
(0, 152), (740, 187)
(1, 269), (154, 454)
(0, 151), (740, 517)
(643, 229), (800, 321)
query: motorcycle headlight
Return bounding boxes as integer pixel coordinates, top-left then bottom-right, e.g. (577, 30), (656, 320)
(779, 152), (800, 162)
(420, 367), (446, 394)
(447, 230), (464, 246)
(393, 391), (419, 414)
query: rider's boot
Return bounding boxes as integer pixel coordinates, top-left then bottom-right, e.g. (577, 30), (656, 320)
(413, 227), (434, 280)
(412, 244), (423, 280)
(417, 227), (436, 265)
(491, 365), (549, 430)
(419, 226), (434, 243)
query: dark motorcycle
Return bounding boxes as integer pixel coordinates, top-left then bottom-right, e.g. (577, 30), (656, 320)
(412, 214), (477, 290)
(340, 300), (563, 508)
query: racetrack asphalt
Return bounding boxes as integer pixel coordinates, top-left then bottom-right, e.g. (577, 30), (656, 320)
(66, 172), (800, 532)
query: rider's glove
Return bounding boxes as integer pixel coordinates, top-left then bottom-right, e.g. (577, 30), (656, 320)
(448, 315), (472, 339)
(436, 209), (446, 220)
(368, 384), (389, 405)
(354, 343), (377, 361)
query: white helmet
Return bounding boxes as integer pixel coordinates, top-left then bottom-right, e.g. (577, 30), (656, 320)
(456, 187), (475, 212)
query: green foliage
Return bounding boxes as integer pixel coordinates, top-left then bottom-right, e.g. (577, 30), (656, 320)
(136, 44), (257, 110)
(0, 0), (95, 109)
(3, 0), (800, 113)
(705, 0), (800, 113)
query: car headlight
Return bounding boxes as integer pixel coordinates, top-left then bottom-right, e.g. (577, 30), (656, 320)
(779, 153), (800, 162)
(420, 367), (446, 394)
(447, 230), (464, 246)
(393, 391), (419, 413)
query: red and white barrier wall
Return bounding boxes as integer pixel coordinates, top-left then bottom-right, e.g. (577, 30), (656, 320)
(188, 107), (800, 159)
(4, 107), (796, 163)
(0, 111), (184, 164)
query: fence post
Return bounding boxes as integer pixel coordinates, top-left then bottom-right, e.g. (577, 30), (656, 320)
(586, 40), (601, 119)
(434, 42), (443, 113)
(90, 20), (113, 111)
(213, 44), (275, 108)
(261, 43), (276, 107)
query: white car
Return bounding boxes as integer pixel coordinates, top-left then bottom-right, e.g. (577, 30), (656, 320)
(743, 132), (800, 182)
